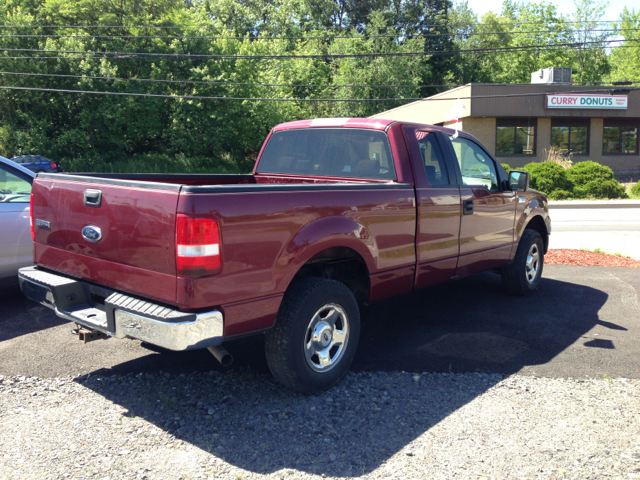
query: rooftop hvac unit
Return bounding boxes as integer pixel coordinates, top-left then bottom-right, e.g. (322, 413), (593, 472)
(531, 67), (572, 84)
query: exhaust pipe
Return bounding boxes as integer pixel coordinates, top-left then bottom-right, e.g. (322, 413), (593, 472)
(207, 345), (233, 367)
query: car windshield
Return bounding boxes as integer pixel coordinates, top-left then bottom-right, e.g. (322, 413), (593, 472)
(257, 128), (396, 180)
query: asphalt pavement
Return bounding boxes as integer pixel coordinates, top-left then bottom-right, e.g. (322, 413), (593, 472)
(1, 265), (638, 380)
(549, 200), (640, 259)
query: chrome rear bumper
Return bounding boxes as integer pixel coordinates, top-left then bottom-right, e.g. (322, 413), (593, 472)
(18, 266), (223, 351)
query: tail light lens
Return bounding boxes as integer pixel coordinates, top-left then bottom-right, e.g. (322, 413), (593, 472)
(50, 162), (57, 169)
(176, 215), (221, 277)
(29, 193), (35, 241)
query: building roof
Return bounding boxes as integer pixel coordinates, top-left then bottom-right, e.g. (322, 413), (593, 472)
(371, 83), (640, 123)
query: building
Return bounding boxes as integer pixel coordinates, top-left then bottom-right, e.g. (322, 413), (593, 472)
(370, 70), (640, 176)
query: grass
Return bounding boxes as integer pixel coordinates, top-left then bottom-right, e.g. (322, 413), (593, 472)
(580, 247), (630, 258)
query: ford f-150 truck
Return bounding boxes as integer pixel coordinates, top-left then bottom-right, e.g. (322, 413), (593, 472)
(19, 118), (551, 393)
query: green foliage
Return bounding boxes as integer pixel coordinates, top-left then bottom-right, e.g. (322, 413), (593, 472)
(631, 181), (640, 198)
(548, 189), (573, 200)
(501, 163), (511, 174)
(566, 161), (616, 186)
(610, 8), (640, 83)
(574, 180), (628, 199)
(0, 0), (438, 173)
(523, 161), (573, 196)
(0, 0), (624, 173)
(525, 160), (628, 200)
(566, 161), (628, 199)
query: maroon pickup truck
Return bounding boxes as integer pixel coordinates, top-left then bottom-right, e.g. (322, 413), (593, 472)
(20, 118), (551, 393)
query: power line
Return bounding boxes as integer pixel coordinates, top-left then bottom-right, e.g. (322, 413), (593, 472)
(0, 71), (443, 88)
(2, 70), (639, 88)
(4, 44), (639, 63)
(0, 84), (634, 102)
(0, 84), (422, 101)
(0, 28), (634, 41)
(0, 38), (634, 60)
(0, 20), (626, 30)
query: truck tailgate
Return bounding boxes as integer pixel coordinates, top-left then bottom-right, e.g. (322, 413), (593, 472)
(32, 175), (180, 305)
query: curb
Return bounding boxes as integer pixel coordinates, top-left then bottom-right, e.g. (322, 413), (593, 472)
(549, 200), (640, 209)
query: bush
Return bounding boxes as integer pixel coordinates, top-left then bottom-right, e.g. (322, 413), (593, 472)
(565, 161), (627, 199)
(548, 189), (573, 200)
(630, 181), (640, 198)
(566, 161), (615, 187)
(574, 180), (628, 199)
(501, 163), (511, 174)
(523, 162), (573, 196)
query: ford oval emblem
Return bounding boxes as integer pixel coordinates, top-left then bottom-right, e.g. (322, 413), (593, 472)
(82, 225), (102, 243)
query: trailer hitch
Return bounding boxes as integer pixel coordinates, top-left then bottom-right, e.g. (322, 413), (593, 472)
(72, 325), (109, 344)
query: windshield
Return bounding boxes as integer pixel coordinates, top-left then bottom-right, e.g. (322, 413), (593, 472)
(257, 128), (396, 180)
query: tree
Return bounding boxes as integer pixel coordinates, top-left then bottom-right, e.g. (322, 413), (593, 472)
(609, 7), (640, 82)
(570, 0), (611, 84)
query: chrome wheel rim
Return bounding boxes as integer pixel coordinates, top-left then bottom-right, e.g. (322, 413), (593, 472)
(304, 303), (350, 373)
(525, 243), (540, 284)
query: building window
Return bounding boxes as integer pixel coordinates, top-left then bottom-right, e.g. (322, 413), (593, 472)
(496, 118), (536, 155)
(551, 118), (589, 155)
(603, 120), (638, 155)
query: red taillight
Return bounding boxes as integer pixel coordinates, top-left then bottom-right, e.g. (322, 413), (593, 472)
(176, 215), (221, 277)
(50, 162), (56, 169)
(29, 193), (35, 241)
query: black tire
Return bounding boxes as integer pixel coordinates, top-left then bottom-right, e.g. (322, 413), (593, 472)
(501, 229), (544, 296)
(265, 277), (360, 394)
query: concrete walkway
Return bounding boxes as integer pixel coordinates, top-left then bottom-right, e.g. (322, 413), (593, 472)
(549, 200), (640, 259)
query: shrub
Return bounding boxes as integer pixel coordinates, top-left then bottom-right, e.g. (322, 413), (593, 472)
(574, 180), (628, 199)
(548, 189), (573, 200)
(566, 161), (616, 187)
(523, 162), (573, 196)
(566, 161), (627, 199)
(630, 181), (640, 198)
(501, 163), (511, 174)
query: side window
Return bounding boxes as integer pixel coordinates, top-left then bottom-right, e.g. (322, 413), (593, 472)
(0, 163), (32, 203)
(448, 136), (499, 191)
(416, 131), (450, 186)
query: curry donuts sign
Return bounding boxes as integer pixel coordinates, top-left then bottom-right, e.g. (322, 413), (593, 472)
(546, 94), (628, 109)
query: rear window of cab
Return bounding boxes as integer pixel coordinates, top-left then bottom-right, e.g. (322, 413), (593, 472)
(257, 128), (396, 180)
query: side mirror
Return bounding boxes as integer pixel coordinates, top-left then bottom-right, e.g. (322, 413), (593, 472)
(508, 170), (529, 192)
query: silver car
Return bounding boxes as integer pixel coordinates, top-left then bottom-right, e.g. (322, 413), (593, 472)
(0, 156), (35, 288)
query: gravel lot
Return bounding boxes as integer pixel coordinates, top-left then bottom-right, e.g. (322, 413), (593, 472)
(1, 371), (639, 480)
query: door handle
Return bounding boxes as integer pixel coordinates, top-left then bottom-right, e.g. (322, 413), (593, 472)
(463, 199), (474, 215)
(84, 189), (102, 208)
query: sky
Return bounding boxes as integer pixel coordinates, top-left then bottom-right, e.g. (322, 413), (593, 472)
(464, 0), (631, 21)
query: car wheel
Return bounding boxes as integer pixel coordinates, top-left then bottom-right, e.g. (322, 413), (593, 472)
(501, 229), (544, 296)
(265, 277), (360, 394)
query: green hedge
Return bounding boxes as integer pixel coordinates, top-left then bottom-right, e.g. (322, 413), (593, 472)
(523, 162), (574, 198)
(630, 181), (640, 198)
(566, 162), (627, 199)
(503, 160), (629, 200)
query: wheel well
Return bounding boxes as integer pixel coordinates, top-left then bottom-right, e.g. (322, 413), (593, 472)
(525, 216), (549, 253)
(292, 247), (370, 304)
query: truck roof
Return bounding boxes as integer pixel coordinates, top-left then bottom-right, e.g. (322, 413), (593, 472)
(273, 118), (396, 131)
(272, 117), (460, 137)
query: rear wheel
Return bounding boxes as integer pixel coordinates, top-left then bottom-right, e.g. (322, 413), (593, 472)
(265, 278), (360, 394)
(501, 229), (544, 296)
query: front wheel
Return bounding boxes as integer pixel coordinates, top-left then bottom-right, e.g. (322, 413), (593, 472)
(265, 278), (360, 394)
(501, 229), (544, 296)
